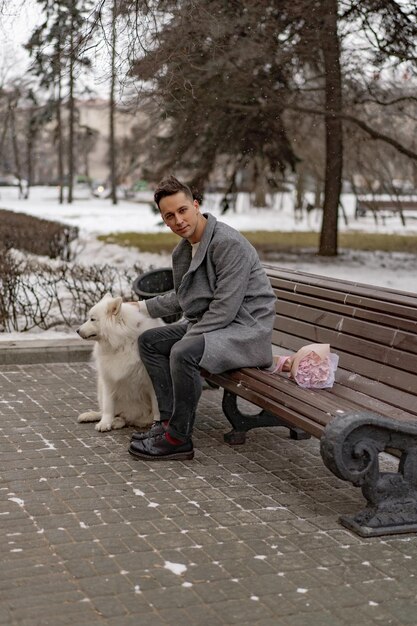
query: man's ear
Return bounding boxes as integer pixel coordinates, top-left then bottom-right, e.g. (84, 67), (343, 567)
(107, 296), (123, 316)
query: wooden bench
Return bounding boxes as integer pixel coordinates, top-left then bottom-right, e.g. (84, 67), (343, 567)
(355, 197), (417, 225)
(202, 265), (417, 538)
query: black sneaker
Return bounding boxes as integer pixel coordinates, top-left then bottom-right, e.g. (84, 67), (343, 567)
(131, 421), (166, 441)
(128, 433), (194, 461)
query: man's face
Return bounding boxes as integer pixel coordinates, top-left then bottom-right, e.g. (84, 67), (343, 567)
(159, 191), (202, 243)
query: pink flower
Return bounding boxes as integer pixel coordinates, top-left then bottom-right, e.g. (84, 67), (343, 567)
(292, 351), (339, 389)
(266, 344), (339, 389)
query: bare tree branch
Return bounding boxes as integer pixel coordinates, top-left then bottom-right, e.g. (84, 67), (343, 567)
(288, 105), (417, 161)
(225, 100), (417, 162)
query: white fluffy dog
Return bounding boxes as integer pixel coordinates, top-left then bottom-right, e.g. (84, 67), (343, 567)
(77, 293), (163, 432)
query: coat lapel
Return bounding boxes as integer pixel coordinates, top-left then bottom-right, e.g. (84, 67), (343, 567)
(187, 213), (216, 274)
(171, 240), (190, 288)
(174, 213), (217, 297)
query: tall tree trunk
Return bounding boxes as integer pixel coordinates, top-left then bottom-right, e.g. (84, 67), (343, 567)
(26, 109), (38, 199)
(109, 0), (118, 205)
(26, 124), (32, 199)
(295, 164), (305, 210)
(84, 129), (90, 183)
(0, 108), (10, 162)
(9, 99), (23, 198)
(68, 0), (76, 204)
(318, 0), (343, 256)
(57, 73), (64, 205)
(314, 177), (322, 208)
(56, 24), (65, 206)
(253, 156), (267, 207)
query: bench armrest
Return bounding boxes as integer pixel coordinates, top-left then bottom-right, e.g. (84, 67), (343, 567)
(320, 412), (417, 537)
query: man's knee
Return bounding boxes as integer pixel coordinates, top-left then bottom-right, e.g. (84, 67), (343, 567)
(138, 327), (159, 353)
(170, 336), (204, 368)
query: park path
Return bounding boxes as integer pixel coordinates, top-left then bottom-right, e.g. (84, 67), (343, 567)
(1, 359), (416, 625)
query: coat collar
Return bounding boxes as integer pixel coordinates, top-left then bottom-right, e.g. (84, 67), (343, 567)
(174, 212), (217, 275)
(171, 213), (217, 291)
(188, 213), (217, 272)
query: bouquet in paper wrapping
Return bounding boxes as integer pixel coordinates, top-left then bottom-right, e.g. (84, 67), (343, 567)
(269, 344), (339, 389)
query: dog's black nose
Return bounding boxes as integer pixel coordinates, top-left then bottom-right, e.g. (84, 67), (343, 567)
(76, 328), (80, 335)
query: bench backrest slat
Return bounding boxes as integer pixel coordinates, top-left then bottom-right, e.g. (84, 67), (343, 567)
(274, 291), (417, 336)
(274, 317), (417, 378)
(276, 300), (417, 352)
(265, 265), (417, 310)
(271, 278), (417, 321)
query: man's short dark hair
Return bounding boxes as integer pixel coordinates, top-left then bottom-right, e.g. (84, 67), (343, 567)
(154, 175), (193, 208)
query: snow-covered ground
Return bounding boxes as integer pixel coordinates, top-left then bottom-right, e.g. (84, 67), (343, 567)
(1, 185), (417, 340)
(2, 184), (417, 236)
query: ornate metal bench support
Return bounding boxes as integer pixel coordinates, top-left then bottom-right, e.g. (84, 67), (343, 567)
(320, 412), (417, 537)
(222, 390), (310, 445)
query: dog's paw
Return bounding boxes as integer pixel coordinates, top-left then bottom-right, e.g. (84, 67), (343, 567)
(95, 421), (112, 432)
(112, 416), (126, 430)
(78, 411), (101, 423)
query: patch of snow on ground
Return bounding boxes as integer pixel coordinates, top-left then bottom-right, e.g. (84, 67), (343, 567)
(164, 561), (187, 575)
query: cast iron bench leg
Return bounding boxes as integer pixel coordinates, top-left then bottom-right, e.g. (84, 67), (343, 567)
(221, 390), (310, 445)
(321, 412), (417, 537)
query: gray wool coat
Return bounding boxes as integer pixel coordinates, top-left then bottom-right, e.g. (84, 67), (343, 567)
(145, 213), (276, 374)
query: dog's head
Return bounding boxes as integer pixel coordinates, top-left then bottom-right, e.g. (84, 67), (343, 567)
(76, 293), (123, 341)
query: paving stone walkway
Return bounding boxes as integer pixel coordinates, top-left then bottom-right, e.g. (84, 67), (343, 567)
(1, 361), (417, 625)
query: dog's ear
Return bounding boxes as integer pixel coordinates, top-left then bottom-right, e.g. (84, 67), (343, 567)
(103, 292), (113, 301)
(107, 296), (123, 316)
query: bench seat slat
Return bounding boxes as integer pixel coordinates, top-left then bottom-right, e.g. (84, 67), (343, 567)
(329, 384), (417, 422)
(239, 365), (417, 418)
(333, 369), (417, 417)
(207, 371), (325, 438)
(241, 367), (417, 421)
(235, 371), (339, 424)
(207, 366), (417, 433)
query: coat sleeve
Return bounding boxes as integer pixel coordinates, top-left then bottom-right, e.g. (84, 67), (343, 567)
(144, 290), (182, 318)
(185, 238), (252, 336)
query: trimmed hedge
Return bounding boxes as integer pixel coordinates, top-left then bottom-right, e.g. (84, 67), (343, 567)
(0, 208), (79, 260)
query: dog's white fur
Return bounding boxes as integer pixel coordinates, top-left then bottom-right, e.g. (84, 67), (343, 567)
(77, 294), (163, 432)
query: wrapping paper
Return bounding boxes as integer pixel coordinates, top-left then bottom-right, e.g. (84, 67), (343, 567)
(268, 344), (339, 389)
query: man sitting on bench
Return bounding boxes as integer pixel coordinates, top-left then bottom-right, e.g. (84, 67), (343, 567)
(128, 175), (276, 461)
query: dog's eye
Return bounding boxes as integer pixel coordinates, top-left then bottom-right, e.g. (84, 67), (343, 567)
(90, 317), (96, 322)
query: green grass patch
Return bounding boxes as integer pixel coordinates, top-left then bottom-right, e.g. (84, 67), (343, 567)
(98, 230), (417, 254)
(99, 232), (179, 253)
(339, 233), (417, 253)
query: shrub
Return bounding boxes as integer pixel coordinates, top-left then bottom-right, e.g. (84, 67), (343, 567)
(0, 246), (23, 331)
(0, 249), (145, 332)
(0, 209), (79, 260)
